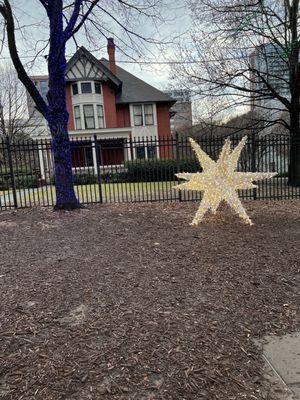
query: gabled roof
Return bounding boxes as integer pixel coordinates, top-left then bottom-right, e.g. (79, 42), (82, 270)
(66, 47), (122, 89)
(100, 58), (175, 105)
(66, 47), (175, 105)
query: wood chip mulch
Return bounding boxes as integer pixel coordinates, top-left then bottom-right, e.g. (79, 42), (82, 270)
(0, 201), (299, 400)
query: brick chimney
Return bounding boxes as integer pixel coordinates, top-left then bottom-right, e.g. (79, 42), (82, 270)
(107, 38), (116, 75)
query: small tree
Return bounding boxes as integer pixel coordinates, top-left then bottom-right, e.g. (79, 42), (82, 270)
(172, 0), (300, 185)
(0, 0), (163, 209)
(0, 64), (45, 141)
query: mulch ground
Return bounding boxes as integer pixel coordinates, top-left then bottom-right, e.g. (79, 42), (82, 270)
(0, 201), (299, 400)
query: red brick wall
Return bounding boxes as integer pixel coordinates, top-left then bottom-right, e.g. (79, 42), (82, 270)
(156, 103), (172, 158)
(66, 84), (75, 130)
(116, 104), (131, 127)
(157, 103), (172, 139)
(103, 83), (118, 128)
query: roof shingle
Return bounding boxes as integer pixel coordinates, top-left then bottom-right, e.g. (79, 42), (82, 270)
(100, 58), (175, 105)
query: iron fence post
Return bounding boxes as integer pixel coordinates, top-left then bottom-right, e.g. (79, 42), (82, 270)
(175, 132), (182, 202)
(6, 136), (18, 209)
(250, 134), (257, 200)
(94, 135), (103, 204)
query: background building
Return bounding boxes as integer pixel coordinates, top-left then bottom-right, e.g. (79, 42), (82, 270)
(250, 43), (289, 136)
(165, 89), (192, 134)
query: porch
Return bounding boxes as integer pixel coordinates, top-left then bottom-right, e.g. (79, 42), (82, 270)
(37, 133), (167, 182)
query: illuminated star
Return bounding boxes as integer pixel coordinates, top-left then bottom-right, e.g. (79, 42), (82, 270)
(174, 136), (277, 226)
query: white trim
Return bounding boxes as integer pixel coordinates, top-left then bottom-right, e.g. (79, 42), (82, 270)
(71, 80), (102, 96)
(92, 137), (98, 175)
(73, 103), (106, 130)
(129, 103), (157, 128)
(68, 127), (132, 140)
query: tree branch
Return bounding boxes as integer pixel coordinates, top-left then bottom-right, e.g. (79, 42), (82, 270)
(0, 0), (49, 117)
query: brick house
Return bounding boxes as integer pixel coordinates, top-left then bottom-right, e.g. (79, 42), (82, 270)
(27, 39), (175, 171)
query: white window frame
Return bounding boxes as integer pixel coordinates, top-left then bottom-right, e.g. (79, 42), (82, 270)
(72, 83), (79, 95)
(74, 105), (82, 130)
(144, 104), (154, 125)
(83, 104), (96, 129)
(81, 82), (93, 95)
(71, 81), (103, 95)
(133, 104), (143, 126)
(94, 82), (102, 95)
(73, 104), (105, 130)
(135, 144), (157, 160)
(96, 104), (105, 129)
(132, 103), (155, 127)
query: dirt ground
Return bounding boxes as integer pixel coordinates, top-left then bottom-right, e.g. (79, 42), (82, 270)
(0, 201), (299, 400)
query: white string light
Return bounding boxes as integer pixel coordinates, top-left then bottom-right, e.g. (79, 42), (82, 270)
(175, 136), (277, 226)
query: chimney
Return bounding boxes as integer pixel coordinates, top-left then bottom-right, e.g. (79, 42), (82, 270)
(107, 38), (116, 75)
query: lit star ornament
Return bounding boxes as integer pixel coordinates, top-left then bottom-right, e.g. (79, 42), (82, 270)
(174, 136), (277, 226)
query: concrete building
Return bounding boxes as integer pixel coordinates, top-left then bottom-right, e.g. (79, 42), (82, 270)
(164, 89), (192, 134)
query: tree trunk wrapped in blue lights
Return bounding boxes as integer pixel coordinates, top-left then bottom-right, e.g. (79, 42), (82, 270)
(0, 0), (162, 208)
(47, 0), (79, 209)
(0, 0), (81, 209)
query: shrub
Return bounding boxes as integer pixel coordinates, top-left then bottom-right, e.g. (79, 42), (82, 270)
(72, 172), (128, 185)
(0, 173), (39, 190)
(15, 175), (39, 189)
(124, 158), (200, 182)
(101, 171), (129, 183)
(73, 173), (97, 185)
(0, 175), (12, 191)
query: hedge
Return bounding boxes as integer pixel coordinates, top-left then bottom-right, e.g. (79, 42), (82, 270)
(70, 159), (200, 185)
(0, 174), (39, 190)
(124, 158), (201, 182)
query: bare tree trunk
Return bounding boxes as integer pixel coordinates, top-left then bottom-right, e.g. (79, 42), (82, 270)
(288, 106), (300, 186)
(288, 0), (300, 186)
(47, 0), (79, 209)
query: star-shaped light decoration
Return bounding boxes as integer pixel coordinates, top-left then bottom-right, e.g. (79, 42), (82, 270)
(174, 136), (277, 226)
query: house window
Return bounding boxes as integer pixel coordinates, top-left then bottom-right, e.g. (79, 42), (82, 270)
(147, 145), (156, 159)
(72, 83), (78, 95)
(133, 104), (154, 126)
(144, 104), (154, 125)
(83, 104), (95, 129)
(133, 105), (143, 126)
(81, 82), (92, 94)
(97, 105), (104, 128)
(74, 105), (82, 130)
(40, 80), (48, 101)
(95, 82), (102, 94)
(136, 146), (146, 159)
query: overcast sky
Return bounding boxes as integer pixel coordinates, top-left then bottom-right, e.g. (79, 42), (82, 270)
(0, 0), (191, 91)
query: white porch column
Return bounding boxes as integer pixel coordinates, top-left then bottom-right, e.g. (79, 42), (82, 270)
(38, 146), (45, 181)
(127, 136), (132, 162)
(92, 136), (98, 175)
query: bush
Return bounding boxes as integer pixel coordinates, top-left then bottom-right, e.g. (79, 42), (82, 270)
(124, 158), (200, 182)
(73, 173), (97, 185)
(0, 175), (12, 190)
(101, 171), (129, 183)
(47, 159), (201, 187)
(0, 173), (39, 190)
(15, 175), (39, 189)
(72, 172), (130, 185)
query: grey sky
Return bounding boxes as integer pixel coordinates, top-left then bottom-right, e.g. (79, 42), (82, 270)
(0, 0), (190, 90)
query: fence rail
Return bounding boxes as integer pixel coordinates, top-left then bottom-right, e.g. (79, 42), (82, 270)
(0, 134), (298, 210)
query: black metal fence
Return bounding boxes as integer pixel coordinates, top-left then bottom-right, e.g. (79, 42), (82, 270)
(0, 134), (298, 210)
